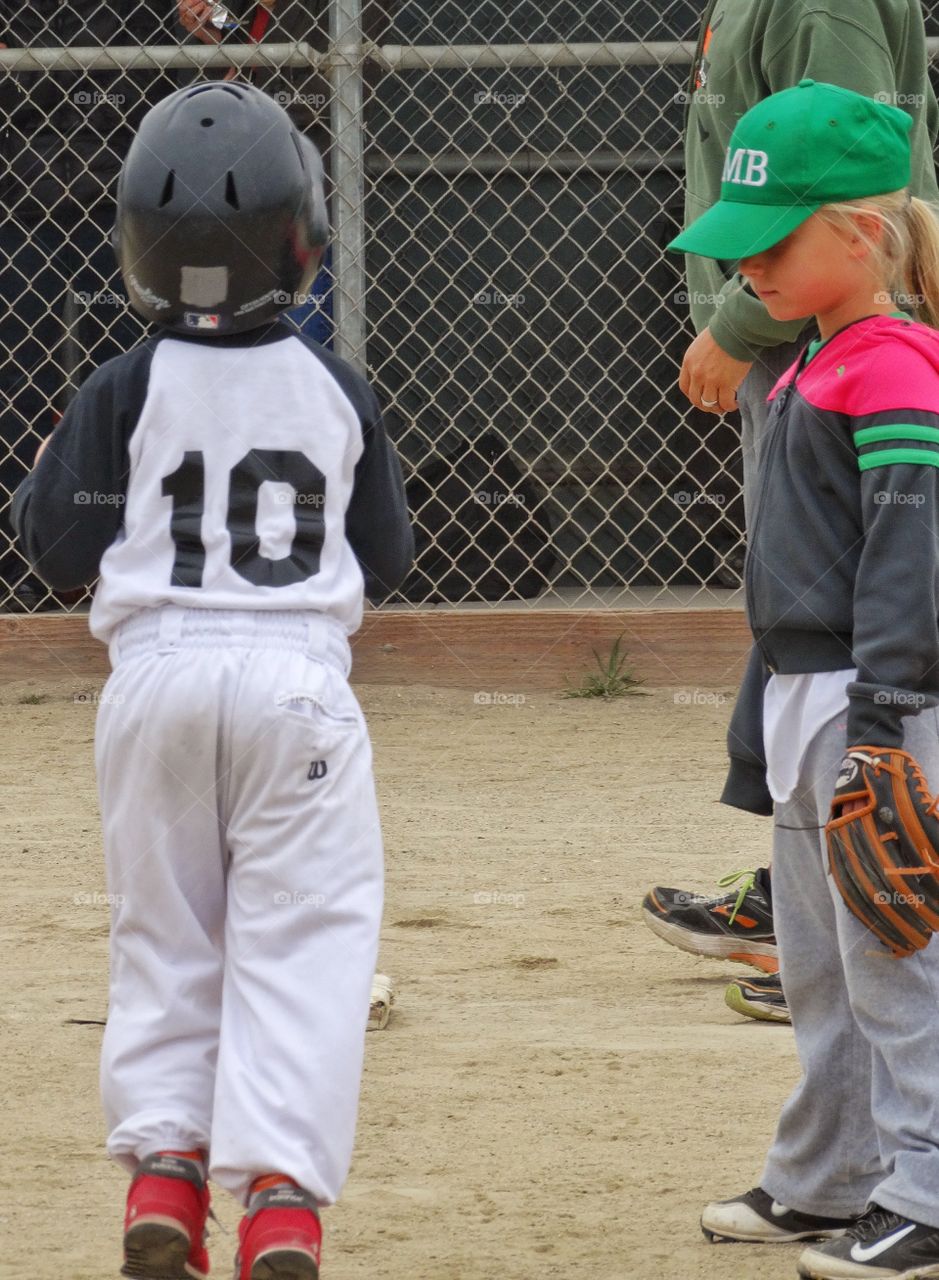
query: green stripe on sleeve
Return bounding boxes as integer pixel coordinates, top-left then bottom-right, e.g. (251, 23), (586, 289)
(858, 448), (939, 471)
(854, 424), (939, 446)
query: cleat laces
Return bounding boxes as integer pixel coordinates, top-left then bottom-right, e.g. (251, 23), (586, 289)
(851, 1209), (908, 1242)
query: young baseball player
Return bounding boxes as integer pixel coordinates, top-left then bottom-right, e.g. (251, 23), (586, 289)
(668, 81), (939, 1279)
(12, 83), (413, 1280)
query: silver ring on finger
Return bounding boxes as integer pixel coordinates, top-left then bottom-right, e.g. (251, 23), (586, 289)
(701, 397), (719, 407)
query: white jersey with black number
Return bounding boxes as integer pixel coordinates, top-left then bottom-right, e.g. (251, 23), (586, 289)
(12, 323), (414, 641)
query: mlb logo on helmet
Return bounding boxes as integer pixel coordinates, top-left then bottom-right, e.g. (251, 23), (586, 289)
(184, 313), (221, 331)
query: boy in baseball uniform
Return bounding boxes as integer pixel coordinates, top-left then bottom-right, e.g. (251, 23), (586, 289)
(13, 82), (413, 1280)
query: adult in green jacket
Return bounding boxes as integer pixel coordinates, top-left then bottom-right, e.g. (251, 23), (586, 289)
(677, 0), (939, 516)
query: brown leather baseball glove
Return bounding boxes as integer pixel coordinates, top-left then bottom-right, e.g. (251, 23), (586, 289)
(826, 747), (939, 957)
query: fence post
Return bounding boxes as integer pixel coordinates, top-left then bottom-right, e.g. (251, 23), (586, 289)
(329, 0), (367, 370)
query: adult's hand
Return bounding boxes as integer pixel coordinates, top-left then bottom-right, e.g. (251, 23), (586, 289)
(679, 327), (752, 415)
(178, 0), (222, 43)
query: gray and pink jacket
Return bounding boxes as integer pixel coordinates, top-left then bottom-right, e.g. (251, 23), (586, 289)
(723, 314), (939, 816)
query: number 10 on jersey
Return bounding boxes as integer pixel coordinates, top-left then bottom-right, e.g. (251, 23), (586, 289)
(161, 448), (327, 588)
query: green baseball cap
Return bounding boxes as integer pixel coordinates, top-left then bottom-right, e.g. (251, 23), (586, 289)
(668, 80), (913, 260)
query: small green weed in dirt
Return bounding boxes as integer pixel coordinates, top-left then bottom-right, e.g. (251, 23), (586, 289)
(18, 692), (46, 705)
(562, 634), (645, 700)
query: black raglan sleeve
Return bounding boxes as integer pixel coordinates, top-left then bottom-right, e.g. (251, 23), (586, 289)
(303, 340), (415, 602)
(11, 342), (156, 590)
(344, 385), (415, 602)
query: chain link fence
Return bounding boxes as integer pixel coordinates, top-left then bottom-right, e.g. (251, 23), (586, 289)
(3, 1), (939, 613)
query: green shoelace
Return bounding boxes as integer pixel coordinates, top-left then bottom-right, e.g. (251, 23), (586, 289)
(716, 868), (758, 926)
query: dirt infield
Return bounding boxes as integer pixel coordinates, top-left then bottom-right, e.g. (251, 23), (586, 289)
(4, 674), (810, 1280)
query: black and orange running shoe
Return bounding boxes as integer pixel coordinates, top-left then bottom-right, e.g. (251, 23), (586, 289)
(725, 971), (790, 1024)
(641, 867), (778, 973)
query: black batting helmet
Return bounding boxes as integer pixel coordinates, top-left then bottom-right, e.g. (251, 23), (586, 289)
(114, 81), (328, 335)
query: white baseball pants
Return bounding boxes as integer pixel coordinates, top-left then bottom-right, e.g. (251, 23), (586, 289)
(95, 607), (383, 1205)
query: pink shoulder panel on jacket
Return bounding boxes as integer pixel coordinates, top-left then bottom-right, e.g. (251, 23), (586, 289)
(779, 318), (939, 416)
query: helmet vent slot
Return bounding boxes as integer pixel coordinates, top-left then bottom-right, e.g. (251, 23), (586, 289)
(158, 170), (175, 207)
(225, 171), (240, 209)
(200, 117), (214, 127)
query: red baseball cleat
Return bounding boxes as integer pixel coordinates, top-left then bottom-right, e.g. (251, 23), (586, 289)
(122, 1152), (210, 1279)
(236, 1181), (322, 1280)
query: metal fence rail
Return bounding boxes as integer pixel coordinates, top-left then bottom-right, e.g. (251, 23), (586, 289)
(3, 2), (939, 613)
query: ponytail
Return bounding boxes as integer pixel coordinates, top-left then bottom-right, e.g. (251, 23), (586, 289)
(904, 195), (939, 329)
(820, 190), (939, 330)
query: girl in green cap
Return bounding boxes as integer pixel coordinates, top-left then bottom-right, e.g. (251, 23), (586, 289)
(671, 81), (939, 1279)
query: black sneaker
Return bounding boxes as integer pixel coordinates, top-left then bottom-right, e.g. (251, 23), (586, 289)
(798, 1206), (939, 1277)
(702, 1186), (857, 1244)
(641, 867), (778, 972)
(725, 971), (790, 1024)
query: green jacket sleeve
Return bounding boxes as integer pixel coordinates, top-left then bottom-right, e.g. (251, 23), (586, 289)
(762, 5), (905, 100)
(710, 5), (913, 361)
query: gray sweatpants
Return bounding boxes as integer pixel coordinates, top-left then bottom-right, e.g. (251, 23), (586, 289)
(736, 340), (804, 527)
(760, 707), (939, 1227)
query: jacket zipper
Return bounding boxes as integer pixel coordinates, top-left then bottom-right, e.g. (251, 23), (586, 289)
(744, 383), (798, 673)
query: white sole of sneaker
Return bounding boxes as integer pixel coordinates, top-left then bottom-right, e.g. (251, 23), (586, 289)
(642, 908), (779, 969)
(701, 1203), (850, 1244)
(797, 1245), (939, 1278)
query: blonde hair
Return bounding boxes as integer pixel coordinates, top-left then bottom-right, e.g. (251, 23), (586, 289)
(818, 190), (939, 329)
